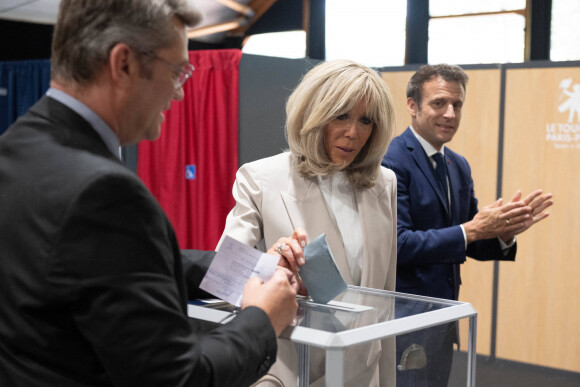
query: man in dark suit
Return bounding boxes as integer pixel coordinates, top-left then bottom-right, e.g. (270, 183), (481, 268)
(0, 1), (300, 386)
(382, 64), (553, 386)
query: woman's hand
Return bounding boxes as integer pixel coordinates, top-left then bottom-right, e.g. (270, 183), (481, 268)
(267, 227), (307, 272)
(267, 227), (309, 295)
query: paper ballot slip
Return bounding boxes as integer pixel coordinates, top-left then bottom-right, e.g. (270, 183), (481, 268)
(199, 236), (278, 307)
(300, 233), (348, 304)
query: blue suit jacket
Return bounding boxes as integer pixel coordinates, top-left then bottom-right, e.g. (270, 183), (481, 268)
(383, 128), (515, 300)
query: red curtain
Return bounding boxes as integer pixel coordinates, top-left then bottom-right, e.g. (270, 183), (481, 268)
(137, 49), (241, 250)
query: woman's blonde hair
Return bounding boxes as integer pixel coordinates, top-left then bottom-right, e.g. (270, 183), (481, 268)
(286, 59), (395, 188)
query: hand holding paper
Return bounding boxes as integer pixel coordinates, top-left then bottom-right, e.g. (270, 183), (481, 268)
(200, 236), (279, 306)
(200, 233), (347, 306)
(300, 233), (348, 304)
(199, 236), (298, 335)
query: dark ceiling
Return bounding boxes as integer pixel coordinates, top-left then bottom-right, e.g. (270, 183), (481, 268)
(0, 0), (317, 61)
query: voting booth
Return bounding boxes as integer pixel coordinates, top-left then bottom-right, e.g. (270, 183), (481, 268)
(188, 286), (477, 387)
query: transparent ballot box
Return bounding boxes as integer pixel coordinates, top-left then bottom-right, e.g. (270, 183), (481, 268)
(188, 286), (477, 387)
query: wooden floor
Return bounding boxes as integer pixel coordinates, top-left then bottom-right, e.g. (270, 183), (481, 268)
(448, 352), (580, 387)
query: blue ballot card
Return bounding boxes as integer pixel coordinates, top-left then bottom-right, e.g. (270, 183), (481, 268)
(300, 233), (348, 304)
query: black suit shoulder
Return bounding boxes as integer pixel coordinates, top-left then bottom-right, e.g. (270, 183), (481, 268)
(0, 97), (276, 386)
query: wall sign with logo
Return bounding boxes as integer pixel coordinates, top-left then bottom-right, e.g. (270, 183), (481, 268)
(546, 77), (580, 149)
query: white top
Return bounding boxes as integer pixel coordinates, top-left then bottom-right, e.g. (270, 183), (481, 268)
(318, 172), (363, 285)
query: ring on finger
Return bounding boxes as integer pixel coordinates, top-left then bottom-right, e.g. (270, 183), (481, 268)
(505, 219), (510, 226)
(276, 243), (286, 255)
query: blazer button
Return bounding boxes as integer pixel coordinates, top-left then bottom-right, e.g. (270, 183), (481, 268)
(257, 355), (272, 374)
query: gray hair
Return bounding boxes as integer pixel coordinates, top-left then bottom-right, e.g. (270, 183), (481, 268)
(286, 59), (395, 189)
(51, 0), (202, 84)
(406, 64), (468, 109)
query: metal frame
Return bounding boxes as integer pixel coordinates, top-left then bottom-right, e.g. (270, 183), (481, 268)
(188, 286), (478, 386)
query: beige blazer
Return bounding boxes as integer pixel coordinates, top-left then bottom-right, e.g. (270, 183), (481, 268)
(218, 152), (398, 386)
(218, 152), (397, 291)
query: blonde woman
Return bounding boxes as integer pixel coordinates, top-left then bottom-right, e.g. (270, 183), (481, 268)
(219, 59), (398, 386)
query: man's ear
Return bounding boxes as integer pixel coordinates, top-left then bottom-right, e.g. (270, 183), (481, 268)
(108, 43), (136, 88)
(406, 97), (418, 118)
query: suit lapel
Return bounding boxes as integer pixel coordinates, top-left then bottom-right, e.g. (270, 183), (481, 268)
(280, 175), (353, 284)
(402, 129), (450, 219)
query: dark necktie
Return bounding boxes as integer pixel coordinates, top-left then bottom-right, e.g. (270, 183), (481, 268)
(432, 152), (449, 208)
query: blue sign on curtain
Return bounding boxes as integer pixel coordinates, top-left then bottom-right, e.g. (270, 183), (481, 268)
(0, 59), (51, 135)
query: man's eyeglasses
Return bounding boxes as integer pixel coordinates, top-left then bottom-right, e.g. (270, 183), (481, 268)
(151, 55), (195, 90)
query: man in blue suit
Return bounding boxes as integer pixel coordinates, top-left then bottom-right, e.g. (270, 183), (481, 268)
(382, 64), (553, 386)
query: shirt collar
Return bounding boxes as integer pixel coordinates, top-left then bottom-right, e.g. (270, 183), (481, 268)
(409, 125), (445, 158)
(46, 88), (122, 159)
